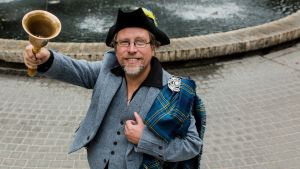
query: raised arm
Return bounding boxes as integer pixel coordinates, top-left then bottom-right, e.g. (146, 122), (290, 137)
(23, 45), (102, 89)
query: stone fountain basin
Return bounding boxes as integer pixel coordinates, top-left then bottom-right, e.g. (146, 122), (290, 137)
(0, 10), (300, 63)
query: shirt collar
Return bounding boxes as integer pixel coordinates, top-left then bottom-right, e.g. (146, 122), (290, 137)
(111, 57), (163, 89)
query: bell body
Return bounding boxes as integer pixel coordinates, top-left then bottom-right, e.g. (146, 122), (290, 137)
(22, 10), (61, 76)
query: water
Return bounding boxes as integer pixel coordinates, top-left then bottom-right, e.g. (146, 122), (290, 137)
(0, 0), (300, 42)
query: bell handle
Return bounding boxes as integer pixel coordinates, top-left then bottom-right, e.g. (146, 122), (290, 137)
(27, 46), (41, 77)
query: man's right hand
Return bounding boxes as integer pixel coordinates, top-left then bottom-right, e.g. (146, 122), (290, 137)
(23, 45), (51, 69)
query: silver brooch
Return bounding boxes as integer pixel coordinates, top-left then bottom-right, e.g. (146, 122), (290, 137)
(168, 76), (181, 92)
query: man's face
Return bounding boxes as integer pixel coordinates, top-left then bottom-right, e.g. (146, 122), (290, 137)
(115, 27), (155, 77)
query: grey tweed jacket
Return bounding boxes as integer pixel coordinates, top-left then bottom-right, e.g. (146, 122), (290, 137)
(42, 50), (202, 169)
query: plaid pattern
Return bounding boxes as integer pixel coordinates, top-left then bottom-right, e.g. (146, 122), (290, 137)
(140, 78), (206, 169)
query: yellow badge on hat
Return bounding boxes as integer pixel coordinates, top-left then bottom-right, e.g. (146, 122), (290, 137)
(142, 8), (158, 27)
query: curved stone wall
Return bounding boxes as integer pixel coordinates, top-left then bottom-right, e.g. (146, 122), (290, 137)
(1, 10), (300, 63)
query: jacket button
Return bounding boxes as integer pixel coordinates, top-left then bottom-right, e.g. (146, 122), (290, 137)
(111, 151), (115, 155)
(117, 131), (121, 135)
(158, 146), (163, 150)
(120, 121), (124, 125)
(113, 141), (117, 145)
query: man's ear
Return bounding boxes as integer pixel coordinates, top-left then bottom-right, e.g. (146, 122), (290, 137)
(151, 46), (156, 56)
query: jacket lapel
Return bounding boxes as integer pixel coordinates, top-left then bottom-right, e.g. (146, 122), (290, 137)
(95, 71), (122, 122)
(139, 69), (171, 119)
(139, 87), (160, 119)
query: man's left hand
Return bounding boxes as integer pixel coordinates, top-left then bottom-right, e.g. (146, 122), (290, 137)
(124, 112), (144, 144)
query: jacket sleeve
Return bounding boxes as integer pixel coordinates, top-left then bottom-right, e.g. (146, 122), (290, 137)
(41, 50), (102, 89)
(135, 115), (202, 162)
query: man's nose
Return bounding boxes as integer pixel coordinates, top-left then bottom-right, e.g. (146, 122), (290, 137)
(128, 42), (137, 53)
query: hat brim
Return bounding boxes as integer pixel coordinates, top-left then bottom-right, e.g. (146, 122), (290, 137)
(106, 8), (170, 47)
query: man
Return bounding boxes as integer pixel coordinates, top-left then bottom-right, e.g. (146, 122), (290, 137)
(23, 7), (204, 169)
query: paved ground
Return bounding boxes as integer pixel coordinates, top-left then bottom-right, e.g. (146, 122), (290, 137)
(0, 41), (300, 169)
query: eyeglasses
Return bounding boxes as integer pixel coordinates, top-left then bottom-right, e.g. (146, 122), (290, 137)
(115, 40), (151, 48)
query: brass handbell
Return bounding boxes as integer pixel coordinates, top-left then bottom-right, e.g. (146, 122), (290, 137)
(22, 10), (61, 77)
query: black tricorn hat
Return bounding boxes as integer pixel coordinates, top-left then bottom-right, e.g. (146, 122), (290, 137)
(105, 7), (170, 47)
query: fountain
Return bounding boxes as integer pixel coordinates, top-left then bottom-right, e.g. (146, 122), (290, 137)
(0, 0), (300, 42)
(0, 0), (300, 63)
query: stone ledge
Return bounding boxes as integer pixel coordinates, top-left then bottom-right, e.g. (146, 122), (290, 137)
(1, 10), (300, 63)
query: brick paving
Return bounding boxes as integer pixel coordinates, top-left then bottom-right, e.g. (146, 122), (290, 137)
(0, 42), (300, 169)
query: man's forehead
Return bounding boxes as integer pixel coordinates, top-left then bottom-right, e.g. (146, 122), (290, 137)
(116, 27), (150, 39)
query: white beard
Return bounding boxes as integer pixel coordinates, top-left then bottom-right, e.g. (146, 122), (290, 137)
(122, 64), (145, 76)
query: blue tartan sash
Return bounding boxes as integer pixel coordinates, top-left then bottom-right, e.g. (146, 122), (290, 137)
(140, 77), (206, 169)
